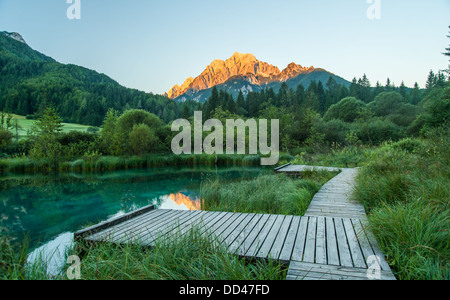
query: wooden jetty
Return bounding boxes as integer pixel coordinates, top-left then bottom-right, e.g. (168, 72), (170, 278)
(75, 165), (396, 281)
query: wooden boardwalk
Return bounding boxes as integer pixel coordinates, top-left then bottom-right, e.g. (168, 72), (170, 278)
(75, 165), (396, 281)
(305, 168), (367, 220)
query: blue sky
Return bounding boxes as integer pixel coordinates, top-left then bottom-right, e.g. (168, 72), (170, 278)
(0, 0), (449, 94)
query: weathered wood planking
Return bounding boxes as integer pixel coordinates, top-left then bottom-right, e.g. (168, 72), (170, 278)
(75, 165), (396, 280)
(77, 209), (395, 280)
(305, 168), (368, 220)
(287, 261), (396, 281)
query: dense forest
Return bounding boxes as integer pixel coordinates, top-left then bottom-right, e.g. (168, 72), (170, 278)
(0, 33), (185, 126)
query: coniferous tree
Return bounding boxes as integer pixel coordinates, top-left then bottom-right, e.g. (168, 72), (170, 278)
(316, 81), (326, 113)
(426, 71), (435, 90)
(409, 82), (422, 105)
(182, 103), (191, 119)
(399, 81), (408, 99)
(235, 91), (246, 116)
(349, 78), (359, 97)
(374, 81), (385, 98)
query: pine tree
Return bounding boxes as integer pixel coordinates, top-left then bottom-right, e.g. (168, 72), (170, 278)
(182, 103), (190, 119)
(359, 74), (372, 102)
(225, 94), (236, 114)
(399, 81), (407, 99)
(349, 78), (359, 97)
(385, 78), (394, 92)
(316, 81), (326, 113)
(209, 86), (219, 114)
(235, 91), (246, 116)
(409, 82), (422, 105)
(374, 81), (384, 98)
(426, 70), (436, 90)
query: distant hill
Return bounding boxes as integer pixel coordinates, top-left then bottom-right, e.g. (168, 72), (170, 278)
(167, 52), (351, 103)
(0, 31), (180, 126)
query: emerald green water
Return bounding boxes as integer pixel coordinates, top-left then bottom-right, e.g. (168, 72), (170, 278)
(0, 166), (269, 274)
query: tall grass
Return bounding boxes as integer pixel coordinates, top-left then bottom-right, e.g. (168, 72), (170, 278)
(201, 171), (338, 216)
(0, 153), (274, 174)
(69, 226), (287, 280)
(0, 236), (50, 280)
(353, 128), (449, 280)
(1, 226), (287, 280)
(290, 145), (375, 168)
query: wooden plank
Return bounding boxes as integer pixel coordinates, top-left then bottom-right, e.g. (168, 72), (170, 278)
(343, 218), (366, 269)
(245, 214), (278, 258)
(256, 215), (286, 259)
(109, 210), (190, 243)
(221, 214), (257, 247)
(207, 212), (235, 232)
(334, 218), (353, 267)
(288, 261), (396, 280)
(87, 209), (170, 241)
(315, 217), (327, 265)
(352, 218), (376, 263)
(325, 218), (340, 266)
(229, 214), (267, 255)
(75, 204), (155, 240)
(163, 211), (218, 243)
(269, 215), (294, 261)
(84, 209), (155, 241)
(215, 213), (248, 244)
(279, 216), (301, 262)
(291, 217), (308, 262)
(303, 217), (317, 263)
(273, 163), (291, 172)
(198, 211), (230, 236)
(137, 210), (201, 246)
(287, 270), (368, 281)
(210, 213), (243, 239)
(88, 209), (183, 243)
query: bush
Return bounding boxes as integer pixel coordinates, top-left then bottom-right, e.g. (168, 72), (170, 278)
(324, 97), (370, 122)
(312, 119), (351, 145)
(129, 124), (160, 156)
(353, 118), (404, 145)
(0, 128), (13, 149)
(369, 92), (405, 117)
(390, 138), (426, 154)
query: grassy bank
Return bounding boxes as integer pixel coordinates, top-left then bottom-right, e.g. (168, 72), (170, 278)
(200, 171), (339, 216)
(0, 153), (294, 174)
(70, 226), (287, 280)
(1, 226), (287, 280)
(353, 129), (449, 280)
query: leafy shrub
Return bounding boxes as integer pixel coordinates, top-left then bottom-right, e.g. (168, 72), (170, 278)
(324, 97), (370, 122)
(353, 118), (404, 145)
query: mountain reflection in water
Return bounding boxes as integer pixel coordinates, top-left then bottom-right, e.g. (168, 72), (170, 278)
(169, 193), (201, 211)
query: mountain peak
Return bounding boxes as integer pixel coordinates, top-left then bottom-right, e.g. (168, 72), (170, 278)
(167, 52), (283, 99)
(279, 62), (315, 81)
(166, 53), (322, 100)
(230, 52), (257, 61)
(1, 31), (26, 44)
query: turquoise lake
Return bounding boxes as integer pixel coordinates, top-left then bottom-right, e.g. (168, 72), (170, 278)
(0, 166), (270, 274)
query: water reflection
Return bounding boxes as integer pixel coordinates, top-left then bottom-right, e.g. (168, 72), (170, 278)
(0, 166), (270, 275)
(168, 193), (201, 211)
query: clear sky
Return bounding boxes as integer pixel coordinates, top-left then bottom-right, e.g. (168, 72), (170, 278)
(1, 0), (449, 94)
